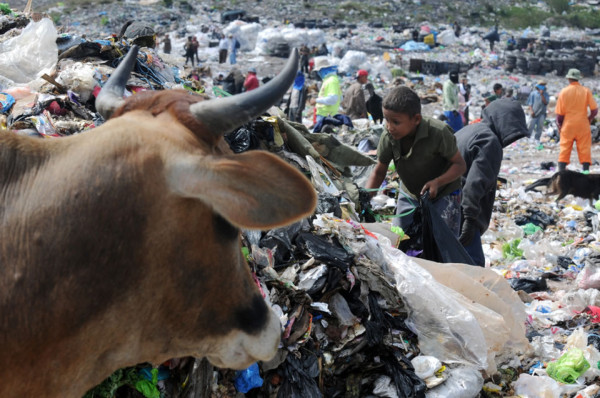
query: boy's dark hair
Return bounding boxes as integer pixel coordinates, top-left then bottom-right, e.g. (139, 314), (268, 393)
(382, 86), (421, 117)
(493, 83), (503, 92)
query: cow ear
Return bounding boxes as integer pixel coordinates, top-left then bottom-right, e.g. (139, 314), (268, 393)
(168, 151), (317, 229)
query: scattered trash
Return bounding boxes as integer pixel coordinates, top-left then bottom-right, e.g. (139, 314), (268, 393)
(2, 4), (600, 397)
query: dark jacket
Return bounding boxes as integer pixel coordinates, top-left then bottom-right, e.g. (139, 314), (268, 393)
(455, 98), (527, 233)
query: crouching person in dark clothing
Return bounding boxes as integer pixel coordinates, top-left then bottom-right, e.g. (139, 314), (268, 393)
(455, 99), (527, 266)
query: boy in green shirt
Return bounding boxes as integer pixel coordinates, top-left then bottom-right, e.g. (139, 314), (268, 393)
(365, 86), (467, 236)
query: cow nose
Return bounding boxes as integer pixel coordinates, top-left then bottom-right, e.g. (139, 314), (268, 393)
(243, 308), (281, 361)
(206, 307), (281, 370)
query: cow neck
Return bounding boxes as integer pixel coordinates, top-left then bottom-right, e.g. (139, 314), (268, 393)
(0, 133), (49, 185)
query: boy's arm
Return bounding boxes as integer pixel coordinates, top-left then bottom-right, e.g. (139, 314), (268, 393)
(420, 150), (466, 198)
(365, 161), (389, 193)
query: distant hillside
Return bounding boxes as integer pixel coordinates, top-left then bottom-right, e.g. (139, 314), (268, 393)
(6, 0), (600, 29)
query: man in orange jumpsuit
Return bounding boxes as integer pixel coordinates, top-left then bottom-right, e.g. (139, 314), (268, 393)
(555, 68), (598, 173)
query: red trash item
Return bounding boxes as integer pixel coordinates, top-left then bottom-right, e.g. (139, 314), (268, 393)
(583, 306), (600, 323)
(46, 101), (67, 116)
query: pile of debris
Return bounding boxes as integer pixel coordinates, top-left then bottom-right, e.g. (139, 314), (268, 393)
(4, 6), (600, 398)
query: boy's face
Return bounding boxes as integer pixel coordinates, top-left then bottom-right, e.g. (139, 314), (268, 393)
(383, 109), (421, 140)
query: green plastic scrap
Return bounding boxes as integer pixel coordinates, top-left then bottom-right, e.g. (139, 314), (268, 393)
(546, 348), (590, 384)
(595, 200), (600, 211)
(241, 246), (250, 261)
(0, 3), (13, 14)
(502, 239), (523, 260)
(390, 225), (405, 239)
(83, 367), (141, 398)
(522, 223), (542, 236)
(135, 368), (160, 398)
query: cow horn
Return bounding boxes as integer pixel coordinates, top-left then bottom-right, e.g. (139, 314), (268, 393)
(96, 45), (140, 120)
(189, 49), (299, 135)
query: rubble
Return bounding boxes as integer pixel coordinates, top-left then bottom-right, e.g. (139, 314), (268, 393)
(2, 4), (600, 398)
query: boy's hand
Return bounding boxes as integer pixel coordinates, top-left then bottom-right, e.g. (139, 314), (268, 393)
(421, 179), (440, 199)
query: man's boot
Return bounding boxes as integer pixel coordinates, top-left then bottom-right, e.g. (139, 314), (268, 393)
(558, 162), (567, 171)
(583, 162), (590, 174)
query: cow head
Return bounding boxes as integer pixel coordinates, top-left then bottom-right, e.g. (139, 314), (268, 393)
(92, 46), (317, 370)
(0, 46), (316, 397)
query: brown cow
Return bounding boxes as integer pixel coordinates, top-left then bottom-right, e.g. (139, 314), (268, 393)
(0, 46), (316, 397)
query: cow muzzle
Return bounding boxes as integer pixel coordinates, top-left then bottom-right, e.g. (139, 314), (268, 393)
(205, 307), (281, 369)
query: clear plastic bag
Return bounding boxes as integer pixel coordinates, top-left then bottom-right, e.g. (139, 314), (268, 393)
(513, 374), (560, 398)
(425, 366), (484, 398)
(414, 258), (531, 369)
(0, 19), (58, 85)
(382, 245), (489, 371)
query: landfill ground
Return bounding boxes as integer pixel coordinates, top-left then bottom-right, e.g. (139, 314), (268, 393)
(3, 1), (600, 397)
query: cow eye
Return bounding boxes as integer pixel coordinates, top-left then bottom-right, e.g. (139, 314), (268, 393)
(213, 214), (238, 240)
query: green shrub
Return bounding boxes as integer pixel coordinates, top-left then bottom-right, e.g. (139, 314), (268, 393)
(548, 0), (570, 14)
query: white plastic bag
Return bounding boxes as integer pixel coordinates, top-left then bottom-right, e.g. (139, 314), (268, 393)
(576, 261), (600, 289)
(57, 62), (97, 103)
(0, 18), (58, 86)
(411, 355), (442, 380)
(425, 366), (484, 398)
(513, 374), (560, 398)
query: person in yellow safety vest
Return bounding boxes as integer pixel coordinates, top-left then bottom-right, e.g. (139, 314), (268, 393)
(314, 57), (342, 125)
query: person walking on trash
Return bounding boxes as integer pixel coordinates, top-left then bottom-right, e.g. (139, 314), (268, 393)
(365, 86), (466, 237)
(442, 70), (463, 132)
(243, 67), (259, 92)
(527, 80), (549, 145)
(183, 36), (195, 67)
(313, 58), (342, 126)
(218, 34), (228, 64)
(455, 98), (528, 266)
(341, 69), (369, 120)
(228, 34), (240, 65)
(555, 68), (598, 173)
(162, 34), (171, 54)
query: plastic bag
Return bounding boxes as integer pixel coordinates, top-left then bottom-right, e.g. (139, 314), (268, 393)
(415, 257), (531, 366)
(411, 356), (442, 380)
(576, 253), (600, 289)
(383, 245), (489, 371)
(56, 62), (97, 103)
(234, 362), (263, 393)
(0, 18), (58, 85)
(425, 366), (483, 398)
(508, 277), (548, 293)
(513, 374), (560, 398)
(420, 192), (476, 265)
(546, 348), (590, 384)
(224, 126), (261, 153)
(0, 92), (15, 114)
(277, 351), (321, 398)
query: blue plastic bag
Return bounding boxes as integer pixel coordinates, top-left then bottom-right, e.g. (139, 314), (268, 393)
(234, 362), (263, 393)
(0, 93), (15, 114)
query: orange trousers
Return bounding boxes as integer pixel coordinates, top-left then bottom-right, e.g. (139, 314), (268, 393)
(559, 127), (591, 164)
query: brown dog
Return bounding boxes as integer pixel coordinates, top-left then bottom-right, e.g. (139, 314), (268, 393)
(525, 170), (600, 205)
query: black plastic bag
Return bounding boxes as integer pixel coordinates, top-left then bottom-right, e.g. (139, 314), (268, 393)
(295, 232), (352, 271)
(514, 208), (555, 229)
(224, 126), (261, 153)
(277, 351), (322, 398)
(420, 192), (476, 265)
(508, 277), (548, 293)
(316, 192), (342, 218)
(557, 256), (573, 269)
(259, 221), (306, 267)
(380, 352), (426, 398)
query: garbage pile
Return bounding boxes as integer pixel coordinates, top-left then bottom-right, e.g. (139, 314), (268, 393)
(4, 5), (600, 397)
